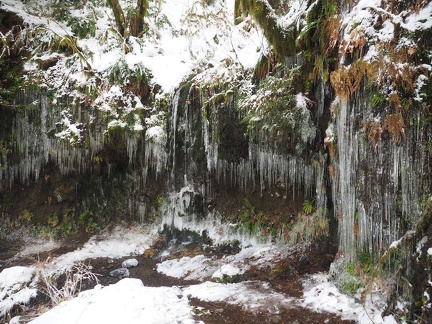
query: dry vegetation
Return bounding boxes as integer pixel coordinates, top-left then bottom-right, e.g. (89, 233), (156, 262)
(330, 60), (376, 100)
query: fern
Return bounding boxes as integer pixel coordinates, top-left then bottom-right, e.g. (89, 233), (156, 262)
(302, 199), (315, 215)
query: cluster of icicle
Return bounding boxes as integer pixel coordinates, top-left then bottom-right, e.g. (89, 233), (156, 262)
(332, 94), (425, 262)
(0, 91), (167, 191)
(169, 88), (327, 214)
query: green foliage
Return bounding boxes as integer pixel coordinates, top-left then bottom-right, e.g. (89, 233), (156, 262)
(240, 65), (315, 147)
(155, 13), (171, 29)
(0, 141), (12, 168)
(60, 210), (79, 237)
(289, 214), (329, 244)
(211, 274), (241, 284)
(342, 275), (362, 295)
(302, 199), (315, 215)
(107, 59), (150, 87)
(33, 27), (92, 70)
(67, 16), (96, 39)
(0, 37), (25, 105)
(79, 210), (100, 234)
(346, 262), (355, 276)
(18, 209), (33, 223)
(242, 197), (255, 214)
(371, 91), (386, 108)
(47, 214), (59, 227)
(358, 249), (374, 274)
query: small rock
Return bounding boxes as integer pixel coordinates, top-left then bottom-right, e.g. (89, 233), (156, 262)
(122, 258), (138, 268)
(109, 268), (130, 278)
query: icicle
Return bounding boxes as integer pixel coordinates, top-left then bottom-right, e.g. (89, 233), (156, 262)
(332, 91), (426, 263)
(169, 90), (181, 185)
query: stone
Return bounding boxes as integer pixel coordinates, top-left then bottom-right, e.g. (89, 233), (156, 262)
(121, 258), (138, 268)
(109, 268), (130, 278)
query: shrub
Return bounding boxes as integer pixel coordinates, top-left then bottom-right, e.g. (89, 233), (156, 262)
(36, 261), (99, 306)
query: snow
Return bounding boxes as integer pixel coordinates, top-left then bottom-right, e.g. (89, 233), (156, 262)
(29, 279), (195, 324)
(48, 224), (154, 273)
(0, 266), (37, 317)
(302, 273), (398, 323)
(0, 223), (399, 323)
(211, 264), (244, 279)
(122, 258), (139, 268)
(403, 2), (432, 31)
(0, 0), (268, 144)
(0, 0), (429, 322)
(0, 266), (35, 290)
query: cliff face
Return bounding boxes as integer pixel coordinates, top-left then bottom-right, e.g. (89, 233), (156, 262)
(0, 0), (431, 320)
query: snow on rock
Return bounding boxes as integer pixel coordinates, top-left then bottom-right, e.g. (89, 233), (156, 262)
(211, 264), (244, 279)
(109, 268), (130, 278)
(302, 273), (399, 324)
(29, 278), (195, 324)
(0, 266), (37, 317)
(122, 258), (139, 268)
(157, 244), (289, 281)
(157, 255), (218, 280)
(183, 281), (294, 313)
(0, 266), (36, 294)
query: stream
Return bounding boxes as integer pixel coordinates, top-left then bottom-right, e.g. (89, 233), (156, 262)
(0, 226), (359, 323)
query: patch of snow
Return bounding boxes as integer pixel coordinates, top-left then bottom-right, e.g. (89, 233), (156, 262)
(0, 266), (35, 293)
(389, 237), (402, 249)
(403, 2), (432, 31)
(48, 224), (154, 273)
(29, 278), (195, 324)
(11, 238), (60, 260)
(0, 224), (407, 323)
(302, 273), (399, 323)
(157, 255), (217, 280)
(184, 280), (294, 312)
(0, 266), (37, 317)
(416, 236), (428, 256)
(211, 264), (244, 279)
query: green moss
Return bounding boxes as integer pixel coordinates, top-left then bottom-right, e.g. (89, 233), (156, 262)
(235, 0), (296, 61)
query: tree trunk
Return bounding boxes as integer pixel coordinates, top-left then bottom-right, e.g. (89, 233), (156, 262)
(107, 0), (126, 37)
(130, 0), (147, 37)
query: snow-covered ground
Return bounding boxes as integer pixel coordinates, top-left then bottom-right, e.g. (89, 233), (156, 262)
(1, 223), (398, 324)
